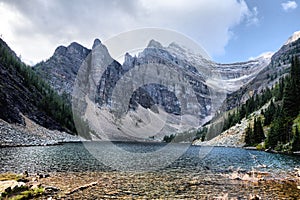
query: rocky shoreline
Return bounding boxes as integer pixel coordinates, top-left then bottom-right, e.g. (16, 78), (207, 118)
(1, 169), (300, 199)
(0, 117), (82, 148)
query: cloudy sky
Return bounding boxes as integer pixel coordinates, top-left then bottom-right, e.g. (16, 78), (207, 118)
(0, 0), (299, 64)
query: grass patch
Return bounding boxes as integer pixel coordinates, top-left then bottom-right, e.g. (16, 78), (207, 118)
(256, 143), (264, 150)
(0, 173), (22, 181)
(293, 114), (300, 132)
(2, 187), (45, 200)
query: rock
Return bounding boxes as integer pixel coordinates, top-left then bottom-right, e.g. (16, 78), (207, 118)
(37, 173), (50, 179)
(23, 171), (29, 177)
(65, 181), (98, 195)
(0, 116), (82, 147)
(0, 180), (26, 193)
(249, 194), (261, 200)
(30, 182), (41, 190)
(37, 173), (43, 179)
(294, 168), (300, 177)
(44, 185), (60, 194)
(204, 166), (210, 170)
(92, 38), (101, 49)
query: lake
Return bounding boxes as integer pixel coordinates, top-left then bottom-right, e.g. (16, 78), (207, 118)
(1, 142), (300, 174)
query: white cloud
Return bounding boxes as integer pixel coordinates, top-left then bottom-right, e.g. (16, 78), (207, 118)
(281, 1), (298, 12)
(0, 0), (258, 65)
(246, 6), (259, 26)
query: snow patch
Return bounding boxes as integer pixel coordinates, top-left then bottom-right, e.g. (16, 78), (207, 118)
(285, 30), (300, 45)
(248, 51), (274, 61)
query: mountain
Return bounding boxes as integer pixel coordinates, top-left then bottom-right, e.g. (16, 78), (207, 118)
(1, 29), (299, 144)
(0, 38), (75, 133)
(196, 31), (300, 148)
(224, 31), (300, 111)
(33, 41), (91, 97)
(36, 37), (272, 141)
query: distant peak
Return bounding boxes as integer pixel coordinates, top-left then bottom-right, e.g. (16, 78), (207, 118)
(54, 45), (67, 55)
(168, 42), (186, 52)
(285, 30), (300, 45)
(123, 52), (134, 67)
(125, 52), (132, 58)
(68, 42), (86, 50)
(147, 39), (163, 49)
(92, 38), (102, 49)
(70, 41), (81, 47)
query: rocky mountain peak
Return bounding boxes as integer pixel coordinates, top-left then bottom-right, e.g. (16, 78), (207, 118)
(147, 39), (163, 49)
(69, 41), (85, 50)
(34, 41), (91, 96)
(54, 42), (88, 57)
(285, 30), (300, 45)
(53, 45), (67, 56)
(92, 38), (102, 49)
(124, 52), (133, 64)
(122, 52), (136, 70)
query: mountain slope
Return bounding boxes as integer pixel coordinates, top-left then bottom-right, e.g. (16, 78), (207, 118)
(0, 38), (75, 133)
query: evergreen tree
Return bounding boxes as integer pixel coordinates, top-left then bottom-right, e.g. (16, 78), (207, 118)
(266, 117), (286, 148)
(291, 56), (300, 112)
(244, 125), (253, 146)
(264, 100), (276, 126)
(283, 56), (300, 118)
(292, 126), (300, 151)
(282, 77), (297, 118)
(253, 117), (265, 143)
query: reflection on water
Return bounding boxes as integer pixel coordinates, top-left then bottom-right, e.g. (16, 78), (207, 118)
(0, 142), (300, 174)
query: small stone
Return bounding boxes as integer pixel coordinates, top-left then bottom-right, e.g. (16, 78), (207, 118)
(30, 182), (41, 190)
(44, 185), (60, 193)
(23, 171), (29, 177)
(249, 194), (261, 200)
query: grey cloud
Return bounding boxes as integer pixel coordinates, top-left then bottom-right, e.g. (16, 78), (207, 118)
(0, 0), (257, 64)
